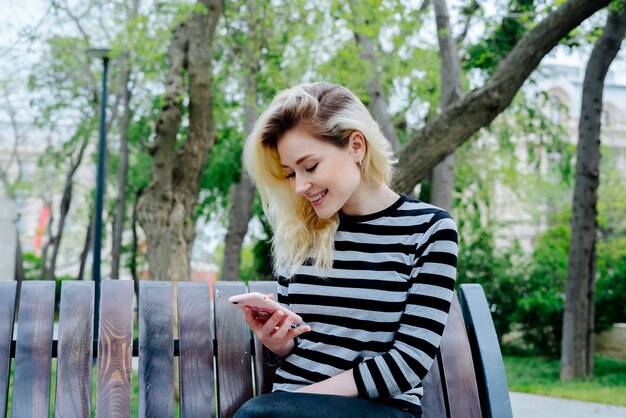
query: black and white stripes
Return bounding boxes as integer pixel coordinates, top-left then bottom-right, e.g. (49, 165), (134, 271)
(273, 194), (458, 413)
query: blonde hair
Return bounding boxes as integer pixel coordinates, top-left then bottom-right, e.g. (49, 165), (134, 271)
(244, 82), (396, 275)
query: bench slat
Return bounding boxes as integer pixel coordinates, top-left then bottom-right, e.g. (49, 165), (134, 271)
(421, 355), (448, 418)
(96, 280), (133, 418)
(247, 281), (277, 396)
(138, 281), (175, 418)
(438, 294), (482, 418)
(0, 279), (506, 418)
(214, 281), (253, 417)
(177, 282), (215, 418)
(12, 281), (56, 418)
(55, 281), (94, 418)
(460, 284), (513, 418)
(0, 281), (17, 416)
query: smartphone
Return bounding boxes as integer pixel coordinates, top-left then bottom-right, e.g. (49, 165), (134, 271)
(229, 292), (302, 324)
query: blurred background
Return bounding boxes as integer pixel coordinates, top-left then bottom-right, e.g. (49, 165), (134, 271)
(0, 0), (625, 406)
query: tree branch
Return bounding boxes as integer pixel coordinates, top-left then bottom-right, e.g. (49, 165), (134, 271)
(392, 0), (612, 194)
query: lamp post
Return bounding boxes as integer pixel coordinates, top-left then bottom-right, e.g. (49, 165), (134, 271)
(87, 47), (111, 342)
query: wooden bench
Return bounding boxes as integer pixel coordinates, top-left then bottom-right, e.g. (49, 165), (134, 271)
(0, 279), (512, 418)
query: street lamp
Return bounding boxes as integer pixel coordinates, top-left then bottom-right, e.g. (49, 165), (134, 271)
(87, 47), (111, 342)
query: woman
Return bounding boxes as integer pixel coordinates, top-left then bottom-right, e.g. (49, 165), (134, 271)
(235, 83), (458, 418)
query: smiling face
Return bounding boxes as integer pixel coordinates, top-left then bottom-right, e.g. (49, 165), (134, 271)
(277, 128), (366, 219)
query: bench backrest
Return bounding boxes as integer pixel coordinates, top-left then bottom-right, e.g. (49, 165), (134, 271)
(0, 280), (512, 418)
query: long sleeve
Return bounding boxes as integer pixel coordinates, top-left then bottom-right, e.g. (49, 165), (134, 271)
(270, 195), (458, 413)
(353, 212), (458, 399)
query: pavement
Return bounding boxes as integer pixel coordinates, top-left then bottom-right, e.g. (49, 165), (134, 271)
(510, 392), (626, 418)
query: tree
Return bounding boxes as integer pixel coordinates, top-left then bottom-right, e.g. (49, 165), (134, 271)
(392, 0), (613, 194)
(110, 1), (138, 281)
(220, 0), (261, 282)
(430, 0), (464, 211)
(136, 0), (223, 282)
(560, 1), (626, 381)
(0, 89), (26, 284)
(213, 0), (319, 281)
(349, 0), (403, 152)
(41, 129), (90, 280)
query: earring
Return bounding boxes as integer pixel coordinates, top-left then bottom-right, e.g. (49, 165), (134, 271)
(357, 158), (362, 167)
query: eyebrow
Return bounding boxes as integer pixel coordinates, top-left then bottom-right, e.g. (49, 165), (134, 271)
(281, 154), (314, 168)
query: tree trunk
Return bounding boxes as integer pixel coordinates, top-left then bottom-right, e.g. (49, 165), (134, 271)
(47, 137), (88, 280)
(353, 32), (402, 152)
(220, 0), (260, 282)
(222, 173), (256, 281)
(111, 56), (132, 280)
(78, 212), (93, 281)
(560, 3), (626, 381)
(131, 189), (142, 299)
(220, 84), (257, 281)
(137, 0), (222, 282)
(391, 0), (611, 195)
(430, 0), (464, 212)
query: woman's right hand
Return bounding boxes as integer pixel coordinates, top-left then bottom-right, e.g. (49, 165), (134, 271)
(242, 304), (311, 357)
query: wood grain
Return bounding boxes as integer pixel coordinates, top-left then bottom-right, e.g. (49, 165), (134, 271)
(177, 282), (215, 417)
(138, 281), (174, 418)
(12, 281), (56, 418)
(214, 281), (253, 418)
(96, 280), (133, 418)
(55, 281), (94, 418)
(0, 281), (17, 416)
(437, 293), (482, 418)
(460, 284), (513, 418)
(421, 355), (448, 418)
(247, 281), (277, 396)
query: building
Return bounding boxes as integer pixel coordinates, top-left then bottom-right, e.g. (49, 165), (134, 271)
(493, 52), (626, 253)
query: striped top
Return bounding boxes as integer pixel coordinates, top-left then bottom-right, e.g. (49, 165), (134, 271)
(272, 194), (458, 413)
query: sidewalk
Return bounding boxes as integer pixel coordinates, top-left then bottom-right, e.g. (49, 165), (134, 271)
(510, 392), (626, 418)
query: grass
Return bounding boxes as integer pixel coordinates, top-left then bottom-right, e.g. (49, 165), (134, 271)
(503, 354), (626, 406)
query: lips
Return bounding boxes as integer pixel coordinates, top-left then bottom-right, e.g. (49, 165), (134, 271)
(307, 190), (328, 206)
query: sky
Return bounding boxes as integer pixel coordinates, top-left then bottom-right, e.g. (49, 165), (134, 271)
(0, 0), (51, 120)
(1, 0), (625, 123)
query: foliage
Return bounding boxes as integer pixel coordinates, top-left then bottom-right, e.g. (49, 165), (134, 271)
(22, 251), (77, 307)
(5, 1), (625, 347)
(507, 145), (626, 357)
(198, 0), (319, 219)
(321, 0), (439, 137)
(463, 0), (559, 75)
(250, 211), (274, 281)
(596, 239), (626, 332)
(454, 134), (528, 341)
(451, 86), (567, 342)
(22, 251), (43, 281)
(595, 149), (626, 331)
(513, 224), (569, 357)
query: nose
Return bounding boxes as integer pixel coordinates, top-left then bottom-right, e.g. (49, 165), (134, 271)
(294, 176), (311, 195)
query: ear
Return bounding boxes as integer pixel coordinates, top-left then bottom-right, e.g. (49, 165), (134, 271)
(348, 131), (367, 161)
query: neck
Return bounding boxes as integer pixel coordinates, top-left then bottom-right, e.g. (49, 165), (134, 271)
(341, 183), (399, 216)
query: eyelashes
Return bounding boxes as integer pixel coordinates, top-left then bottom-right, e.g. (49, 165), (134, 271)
(285, 163), (318, 179)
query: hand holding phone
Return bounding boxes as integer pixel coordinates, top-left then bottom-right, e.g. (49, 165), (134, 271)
(229, 292), (302, 324)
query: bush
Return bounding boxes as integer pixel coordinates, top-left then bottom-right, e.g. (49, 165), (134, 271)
(513, 225), (569, 357)
(457, 227), (524, 342)
(596, 237), (626, 332)
(511, 225), (626, 357)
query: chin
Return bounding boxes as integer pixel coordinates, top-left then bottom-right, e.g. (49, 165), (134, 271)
(313, 207), (336, 220)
